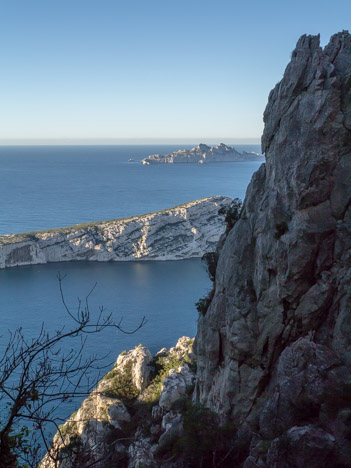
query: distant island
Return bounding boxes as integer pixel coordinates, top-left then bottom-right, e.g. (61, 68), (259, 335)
(141, 143), (264, 165)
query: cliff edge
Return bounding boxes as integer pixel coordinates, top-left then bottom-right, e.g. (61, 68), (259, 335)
(41, 338), (197, 468)
(195, 31), (351, 466)
(0, 196), (231, 268)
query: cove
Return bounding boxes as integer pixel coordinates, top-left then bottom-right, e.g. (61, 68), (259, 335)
(0, 258), (210, 367)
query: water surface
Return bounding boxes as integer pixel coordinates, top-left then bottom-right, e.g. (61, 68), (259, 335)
(0, 259), (210, 358)
(0, 145), (262, 235)
(0, 144), (260, 431)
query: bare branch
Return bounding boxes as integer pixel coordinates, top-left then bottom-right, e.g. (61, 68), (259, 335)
(0, 275), (145, 467)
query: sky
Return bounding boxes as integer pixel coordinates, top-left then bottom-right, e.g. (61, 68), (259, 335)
(0, 0), (350, 145)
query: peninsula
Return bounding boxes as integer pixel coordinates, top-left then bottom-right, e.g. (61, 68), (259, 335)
(0, 196), (231, 268)
(141, 143), (264, 165)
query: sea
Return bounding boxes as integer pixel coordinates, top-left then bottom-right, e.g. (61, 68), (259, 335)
(0, 144), (262, 433)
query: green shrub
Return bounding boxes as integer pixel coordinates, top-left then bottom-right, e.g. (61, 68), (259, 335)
(156, 401), (238, 467)
(144, 352), (193, 404)
(103, 361), (139, 401)
(218, 198), (242, 233)
(103, 369), (117, 380)
(195, 289), (214, 316)
(148, 355), (184, 401)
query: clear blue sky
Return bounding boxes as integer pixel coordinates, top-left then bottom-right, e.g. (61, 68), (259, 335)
(1, 0), (350, 144)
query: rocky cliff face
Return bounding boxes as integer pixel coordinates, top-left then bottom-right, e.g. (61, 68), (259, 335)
(141, 143), (264, 165)
(41, 338), (197, 468)
(0, 196), (231, 268)
(195, 31), (351, 466)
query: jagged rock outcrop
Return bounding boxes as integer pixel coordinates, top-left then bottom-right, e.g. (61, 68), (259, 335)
(0, 196), (231, 268)
(41, 338), (196, 468)
(194, 31), (351, 466)
(141, 143), (264, 165)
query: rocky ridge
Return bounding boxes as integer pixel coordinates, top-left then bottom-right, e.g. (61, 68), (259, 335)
(41, 337), (197, 468)
(195, 31), (351, 466)
(0, 196), (231, 268)
(141, 143), (264, 165)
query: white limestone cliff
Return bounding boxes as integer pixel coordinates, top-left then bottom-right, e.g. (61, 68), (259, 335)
(40, 338), (196, 468)
(0, 196), (231, 268)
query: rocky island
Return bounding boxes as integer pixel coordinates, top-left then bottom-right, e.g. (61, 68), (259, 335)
(0, 196), (231, 268)
(141, 143), (264, 165)
(40, 31), (351, 467)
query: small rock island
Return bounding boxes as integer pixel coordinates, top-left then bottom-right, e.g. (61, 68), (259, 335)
(141, 143), (264, 165)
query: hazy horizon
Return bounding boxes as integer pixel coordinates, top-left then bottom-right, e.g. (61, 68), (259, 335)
(0, 137), (261, 146)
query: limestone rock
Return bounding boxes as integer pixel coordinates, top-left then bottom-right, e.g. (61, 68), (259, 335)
(141, 143), (264, 165)
(159, 365), (195, 410)
(157, 418), (183, 452)
(128, 429), (158, 468)
(151, 405), (164, 420)
(258, 337), (351, 440)
(266, 426), (336, 468)
(169, 336), (196, 358)
(41, 391), (131, 467)
(0, 196), (231, 268)
(156, 337), (196, 411)
(194, 30), (351, 464)
(116, 346), (153, 391)
(41, 338), (195, 467)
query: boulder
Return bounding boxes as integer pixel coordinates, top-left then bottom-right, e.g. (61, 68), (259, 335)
(116, 346), (153, 391)
(159, 365), (195, 410)
(266, 426), (336, 468)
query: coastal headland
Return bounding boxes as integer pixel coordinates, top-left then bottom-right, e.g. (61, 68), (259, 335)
(0, 196), (232, 268)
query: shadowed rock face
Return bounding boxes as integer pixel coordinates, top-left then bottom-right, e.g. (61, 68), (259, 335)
(195, 31), (351, 466)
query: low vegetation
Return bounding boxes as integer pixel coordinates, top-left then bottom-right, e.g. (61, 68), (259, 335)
(143, 348), (194, 404)
(195, 289), (215, 316)
(156, 399), (239, 467)
(218, 197), (242, 234)
(102, 361), (139, 401)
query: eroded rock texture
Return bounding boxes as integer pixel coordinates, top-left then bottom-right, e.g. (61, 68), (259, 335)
(40, 338), (196, 468)
(0, 196), (231, 268)
(195, 31), (351, 466)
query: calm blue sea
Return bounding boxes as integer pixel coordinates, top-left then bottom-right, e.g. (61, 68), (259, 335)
(0, 144), (261, 234)
(0, 145), (262, 431)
